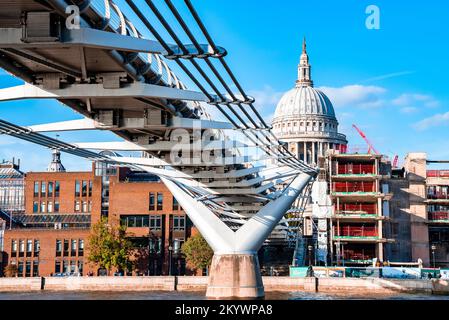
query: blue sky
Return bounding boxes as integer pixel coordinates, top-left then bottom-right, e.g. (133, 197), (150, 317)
(0, 0), (448, 171)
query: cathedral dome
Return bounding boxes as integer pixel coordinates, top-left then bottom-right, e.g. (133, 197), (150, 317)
(271, 38), (347, 165)
(273, 86), (336, 122)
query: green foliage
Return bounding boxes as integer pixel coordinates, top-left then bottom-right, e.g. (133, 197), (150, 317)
(181, 233), (214, 272)
(87, 217), (134, 273)
(4, 264), (18, 277)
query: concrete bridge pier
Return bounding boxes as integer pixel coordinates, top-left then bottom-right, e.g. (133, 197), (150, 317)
(206, 254), (264, 299)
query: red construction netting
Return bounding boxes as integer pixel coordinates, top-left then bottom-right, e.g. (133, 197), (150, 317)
(335, 203), (377, 214)
(334, 225), (378, 237)
(338, 164), (375, 175)
(342, 249), (375, 261)
(429, 212), (449, 221)
(333, 182), (375, 193)
(427, 170), (449, 178)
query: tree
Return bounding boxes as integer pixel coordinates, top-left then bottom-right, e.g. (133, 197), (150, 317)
(181, 233), (214, 273)
(4, 264), (18, 277)
(87, 217), (134, 275)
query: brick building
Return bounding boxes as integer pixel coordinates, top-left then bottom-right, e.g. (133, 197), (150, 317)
(387, 153), (449, 267)
(1, 160), (194, 277)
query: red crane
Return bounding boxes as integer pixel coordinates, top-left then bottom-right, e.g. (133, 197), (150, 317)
(352, 124), (379, 155)
(392, 155), (399, 168)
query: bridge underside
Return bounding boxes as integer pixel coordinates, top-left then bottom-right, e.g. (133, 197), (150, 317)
(0, 0), (317, 298)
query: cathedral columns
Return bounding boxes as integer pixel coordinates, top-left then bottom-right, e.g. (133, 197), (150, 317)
(312, 142), (316, 165)
(303, 142), (307, 163)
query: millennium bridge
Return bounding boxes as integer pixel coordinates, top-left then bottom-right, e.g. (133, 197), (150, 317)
(0, 0), (316, 298)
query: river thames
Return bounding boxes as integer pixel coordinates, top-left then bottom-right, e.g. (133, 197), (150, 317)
(1, 291), (448, 300)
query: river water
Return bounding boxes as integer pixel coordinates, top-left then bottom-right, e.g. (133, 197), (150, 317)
(1, 291), (448, 300)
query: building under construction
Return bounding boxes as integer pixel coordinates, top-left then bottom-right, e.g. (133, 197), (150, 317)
(311, 151), (393, 266)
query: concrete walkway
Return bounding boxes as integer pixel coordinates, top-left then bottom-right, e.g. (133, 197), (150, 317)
(0, 276), (448, 295)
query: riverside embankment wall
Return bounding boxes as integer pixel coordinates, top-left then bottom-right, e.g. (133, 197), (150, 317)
(0, 277), (448, 295)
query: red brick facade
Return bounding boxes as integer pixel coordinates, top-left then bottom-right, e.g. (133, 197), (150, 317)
(2, 165), (194, 277)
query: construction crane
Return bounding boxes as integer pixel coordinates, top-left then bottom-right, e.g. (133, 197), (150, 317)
(352, 124), (380, 155)
(392, 155), (399, 168)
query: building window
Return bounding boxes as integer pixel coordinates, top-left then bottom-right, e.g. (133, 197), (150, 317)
(19, 240), (25, 257)
(32, 261), (39, 277)
(173, 197), (179, 211)
(120, 215), (150, 228)
(48, 182), (54, 197)
(78, 260), (84, 276)
(63, 240), (69, 257)
(26, 239), (33, 257)
(126, 216), (136, 227)
(150, 215), (162, 231)
(75, 181), (80, 197)
(89, 181), (93, 197)
(55, 261), (61, 274)
(88, 201), (92, 213)
(82, 181), (88, 197)
(56, 239), (62, 257)
(75, 201), (81, 212)
(55, 181), (60, 197)
(11, 240), (17, 257)
(63, 260), (69, 273)
(40, 201), (46, 213)
(149, 193), (155, 211)
(82, 201), (88, 213)
(149, 238), (162, 254)
(34, 240), (40, 257)
(33, 182), (39, 197)
(70, 260), (76, 273)
(18, 262), (24, 277)
(71, 239), (77, 256)
(78, 239), (84, 257)
(25, 261), (31, 277)
(173, 215), (186, 232)
(157, 193), (163, 211)
(33, 201), (39, 213)
(48, 201), (53, 213)
(54, 201), (60, 213)
(41, 182), (46, 197)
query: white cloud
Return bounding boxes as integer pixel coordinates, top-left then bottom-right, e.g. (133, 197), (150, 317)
(393, 93), (440, 109)
(413, 111), (449, 131)
(362, 70), (415, 83)
(400, 107), (419, 114)
(318, 85), (387, 109)
(249, 85), (284, 111)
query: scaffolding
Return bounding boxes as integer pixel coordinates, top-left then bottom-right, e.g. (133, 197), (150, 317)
(289, 180), (315, 266)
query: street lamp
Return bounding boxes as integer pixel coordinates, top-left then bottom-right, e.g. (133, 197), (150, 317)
(168, 245), (173, 276)
(308, 245), (313, 267)
(431, 244), (437, 269)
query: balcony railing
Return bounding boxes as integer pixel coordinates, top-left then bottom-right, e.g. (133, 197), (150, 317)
(335, 204), (377, 215)
(334, 226), (378, 238)
(427, 192), (449, 200)
(343, 251), (375, 261)
(428, 211), (449, 221)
